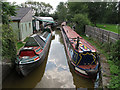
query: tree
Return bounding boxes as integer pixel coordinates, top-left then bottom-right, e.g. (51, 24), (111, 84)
(105, 2), (118, 24)
(87, 2), (118, 25)
(56, 2), (67, 22)
(72, 14), (91, 34)
(20, 1), (53, 16)
(68, 2), (88, 15)
(1, 2), (16, 24)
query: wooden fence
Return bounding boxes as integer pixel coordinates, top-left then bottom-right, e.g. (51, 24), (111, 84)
(85, 25), (120, 43)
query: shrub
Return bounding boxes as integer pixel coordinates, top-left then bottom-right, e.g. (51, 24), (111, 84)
(101, 42), (111, 53)
(109, 40), (120, 64)
(72, 14), (91, 35)
(2, 24), (17, 63)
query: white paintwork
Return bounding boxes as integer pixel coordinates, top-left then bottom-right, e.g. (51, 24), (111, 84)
(75, 67), (88, 75)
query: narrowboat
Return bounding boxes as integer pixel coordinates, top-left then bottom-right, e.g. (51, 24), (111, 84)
(15, 31), (52, 76)
(61, 23), (100, 79)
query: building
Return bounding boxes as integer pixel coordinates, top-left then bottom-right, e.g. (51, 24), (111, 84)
(10, 7), (33, 41)
(32, 16), (54, 33)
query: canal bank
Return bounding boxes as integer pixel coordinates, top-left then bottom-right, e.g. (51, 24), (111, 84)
(80, 34), (111, 88)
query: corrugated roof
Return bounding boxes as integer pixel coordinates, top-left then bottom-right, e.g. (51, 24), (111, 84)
(33, 16), (54, 23)
(11, 7), (32, 21)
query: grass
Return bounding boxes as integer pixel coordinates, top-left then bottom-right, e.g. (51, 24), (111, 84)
(23, 37), (29, 42)
(96, 24), (119, 34)
(17, 42), (24, 50)
(82, 35), (120, 88)
(16, 37), (29, 50)
(81, 35), (109, 59)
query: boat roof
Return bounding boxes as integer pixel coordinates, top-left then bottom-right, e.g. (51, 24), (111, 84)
(63, 26), (96, 52)
(25, 32), (50, 48)
(33, 16), (54, 23)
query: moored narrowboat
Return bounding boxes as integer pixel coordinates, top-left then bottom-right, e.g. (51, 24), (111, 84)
(15, 31), (52, 76)
(61, 23), (100, 79)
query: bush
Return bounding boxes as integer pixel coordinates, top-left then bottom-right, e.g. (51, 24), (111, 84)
(101, 42), (111, 53)
(109, 40), (120, 64)
(2, 24), (17, 63)
(72, 14), (91, 34)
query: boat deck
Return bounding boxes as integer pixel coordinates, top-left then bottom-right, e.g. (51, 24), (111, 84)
(63, 26), (96, 52)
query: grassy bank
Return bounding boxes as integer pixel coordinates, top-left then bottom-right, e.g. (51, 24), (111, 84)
(16, 37), (29, 50)
(81, 35), (120, 88)
(91, 24), (119, 34)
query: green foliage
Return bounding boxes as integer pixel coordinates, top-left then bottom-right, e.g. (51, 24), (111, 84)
(1, 2), (16, 24)
(72, 14), (91, 34)
(108, 60), (120, 88)
(109, 75), (120, 88)
(23, 37), (29, 42)
(68, 2), (88, 15)
(101, 42), (111, 53)
(82, 35), (120, 88)
(17, 42), (24, 50)
(108, 60), (119, 75)
(87, 2), (118, 25)
(56, 2), (67, 22)
(2, 25), (17, 63)
(20, 1), (53, 16)
(109, 40), (120, 64)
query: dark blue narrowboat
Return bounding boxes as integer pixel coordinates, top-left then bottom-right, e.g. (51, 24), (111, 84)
(61, 23), (100, 79)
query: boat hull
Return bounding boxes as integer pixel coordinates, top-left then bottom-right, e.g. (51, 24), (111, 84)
(16, 34), (52, 76)
(61, 27), (100, 79)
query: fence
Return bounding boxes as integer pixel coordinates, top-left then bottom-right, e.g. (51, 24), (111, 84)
(85, 25), (120, 43)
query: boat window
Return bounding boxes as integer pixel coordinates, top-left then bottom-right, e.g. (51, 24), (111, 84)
(34, 35), (45, 48)
(25, 37), (39, 47)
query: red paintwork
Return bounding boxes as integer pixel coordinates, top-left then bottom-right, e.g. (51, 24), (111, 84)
(20, 50), (35, 58)
(78, 65), (96, 69)
(62, 26), (96, 52)
(19, 46), (43, 58)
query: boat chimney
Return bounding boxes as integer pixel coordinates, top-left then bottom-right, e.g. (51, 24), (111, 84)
(75, 37), (79, 50)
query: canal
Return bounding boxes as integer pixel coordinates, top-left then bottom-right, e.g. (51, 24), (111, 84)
(3, 29), (95, 88)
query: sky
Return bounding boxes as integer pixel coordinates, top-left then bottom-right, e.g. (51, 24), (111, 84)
(6, 0), (68, 13)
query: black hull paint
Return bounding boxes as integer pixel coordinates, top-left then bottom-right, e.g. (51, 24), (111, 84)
(16, 34), (52, 76)
(61, 27), (99, 79)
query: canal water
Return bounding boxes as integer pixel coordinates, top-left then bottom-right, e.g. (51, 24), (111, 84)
(3, 29), (95, 89)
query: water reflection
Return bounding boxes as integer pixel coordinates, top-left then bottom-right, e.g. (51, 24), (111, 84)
(35, 31), (75, 88)
(68, 61), (94, 88)
(2, 40), (51, 89)
(3, 30), (94, 89)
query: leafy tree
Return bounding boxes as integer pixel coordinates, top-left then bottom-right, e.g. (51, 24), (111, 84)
(1, 2), (16, 24)
(87, 2), (104, 26)
(20, 1), (53, 16)
(67, 2), (88, 21)
(87, 2), (118, 25)
(72, 14), (91, 35)
(51, 11), (58, 20)
(68, 2), (88, 15)
(56, 2), (67, 22)
(104, 2), (118, 24)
